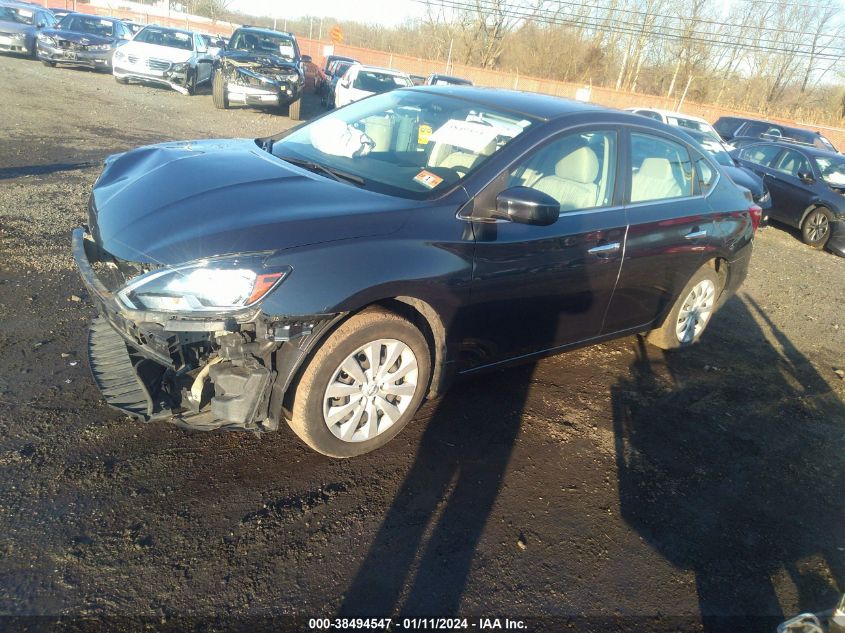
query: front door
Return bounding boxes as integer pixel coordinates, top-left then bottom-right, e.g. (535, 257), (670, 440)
(461, 127), (627, 371)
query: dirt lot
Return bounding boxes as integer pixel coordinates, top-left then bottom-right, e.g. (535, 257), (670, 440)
(1, 54), (844, 632)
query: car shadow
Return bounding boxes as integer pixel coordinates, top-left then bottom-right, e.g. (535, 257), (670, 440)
(0, 161), (99, 180)
(611, 295), (845, 632)
(335, 362), (534, 617)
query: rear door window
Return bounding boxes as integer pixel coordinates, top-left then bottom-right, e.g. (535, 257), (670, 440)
(738, 145), (782, 168)
(629, 133), (694, 202)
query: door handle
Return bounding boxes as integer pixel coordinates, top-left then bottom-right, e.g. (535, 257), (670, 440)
(587, 242), (621, 256)
(684, 229), (708, 240)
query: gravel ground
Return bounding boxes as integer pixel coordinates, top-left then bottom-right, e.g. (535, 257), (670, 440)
(0, 54), (844, 632)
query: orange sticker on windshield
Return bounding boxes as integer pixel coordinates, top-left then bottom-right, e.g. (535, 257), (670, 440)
(418, 124), (433, 145)
(414, 170), (443, 189)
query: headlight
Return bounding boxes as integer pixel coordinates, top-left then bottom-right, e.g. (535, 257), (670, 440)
(117, 255), (289, 313)
(171, 62), (188, 72)
(277, 72), (298, 82)
(37, 34), (56, 46)
(113, 49), (125, 60)
(88, 44), (112, 51)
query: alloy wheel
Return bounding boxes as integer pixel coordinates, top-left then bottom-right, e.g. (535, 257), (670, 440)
(805, 211), (830, 243)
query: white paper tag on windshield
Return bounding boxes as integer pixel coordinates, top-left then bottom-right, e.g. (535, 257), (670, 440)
(428, 119), (499, 153)
(279, 43), (294, 57)
(18, 8), (33, 17)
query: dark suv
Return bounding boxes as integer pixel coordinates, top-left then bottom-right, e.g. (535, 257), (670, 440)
(714, 116), (838, 153)
(212, 27), (309, 120)
(72, 88), (760, 457)
(733, 141), (845, 255)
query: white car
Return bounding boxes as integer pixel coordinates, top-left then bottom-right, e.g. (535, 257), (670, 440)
(625, 107), (722, 143)
(112, 25), (213, 95)
(334, 64), (413, 108)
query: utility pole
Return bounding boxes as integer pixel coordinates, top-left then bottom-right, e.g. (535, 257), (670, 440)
(445, 38), (453, 73)
(309, 17), (313, 40)
(676, 75), (693, 111)
(318, 17), (323, 41)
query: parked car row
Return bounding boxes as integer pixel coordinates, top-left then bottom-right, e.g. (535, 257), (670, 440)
(628, 106), (844, 256)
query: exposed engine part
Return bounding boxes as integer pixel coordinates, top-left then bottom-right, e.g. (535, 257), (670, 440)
(208, 361), (275, 428)
(189, 356), (223, 404)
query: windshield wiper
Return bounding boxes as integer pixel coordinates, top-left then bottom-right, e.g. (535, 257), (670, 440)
(280, 157), (365, 187)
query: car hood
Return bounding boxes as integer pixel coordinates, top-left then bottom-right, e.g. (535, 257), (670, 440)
(43, 29), (114, 46)
(222, 50), (297, 70)
(119, 40), (192, 62)
(0, 20), (34, 35)
(91, 139), (414, 265)
(723, 164), (763, 196)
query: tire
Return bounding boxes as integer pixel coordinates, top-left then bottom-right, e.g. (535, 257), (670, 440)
(185, 69), (197, 96)
(285, 307), (432, 458)
(41, 59), (55, 67)
(212, 71), (228, 109)
(801, 207), (833, 249)
(287, 96), (302, 121)
(115, 75), (128, 84)
(647, 265), (722, 350)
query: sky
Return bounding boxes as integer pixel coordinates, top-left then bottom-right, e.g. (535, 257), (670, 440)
(227, 0), (426, 26)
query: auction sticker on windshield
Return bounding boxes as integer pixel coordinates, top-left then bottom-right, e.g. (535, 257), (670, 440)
(429, 119), (500, 153)
(413, 170), (443, 189)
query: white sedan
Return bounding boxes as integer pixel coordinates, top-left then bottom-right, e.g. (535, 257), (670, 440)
(112, 25), (213, 95)
(334, 64), (413, 108)
(625, 107), (722, 143)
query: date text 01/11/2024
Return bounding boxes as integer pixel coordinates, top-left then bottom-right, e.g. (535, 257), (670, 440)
(308, 618), (527, 630)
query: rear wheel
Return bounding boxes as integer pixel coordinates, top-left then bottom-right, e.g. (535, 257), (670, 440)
(647, 265), (721, 350)
(287, 96), (302, 120)
(212, 71), (228, 109)
(801, 207), (832, 249)
(285, 307), (431, 457)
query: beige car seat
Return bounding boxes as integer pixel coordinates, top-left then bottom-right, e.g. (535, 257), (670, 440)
(631, 157), (682, 202)
(427, 138), (497, 176)
(532, 146), (600, 212)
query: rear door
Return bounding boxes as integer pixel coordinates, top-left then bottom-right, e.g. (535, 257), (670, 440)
(602, 129), (720, 334)
(463, 126), (627, 370)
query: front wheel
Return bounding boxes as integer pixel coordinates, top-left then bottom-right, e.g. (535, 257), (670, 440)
(184, 69), (197, 95)
(212, 71), (228, 109)
(647, 266), (721, 350)
(41, 59), (55, 67)
(801, 207), (832, 249)
(114, 75), (128, 84)
(287, 96), (301, 120)
(285, 307), (431, 457)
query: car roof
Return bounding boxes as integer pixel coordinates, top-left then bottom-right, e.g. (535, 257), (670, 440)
(398, 85), (611, 121)
(138, 24), (194, 35)
(60, 12), (118, 21)
(0, 1), (48, 8)
(629, 107), (710, 123)
(353, 64), (410, 77)
(235, 26), (295, 38)
(738, 139), (840, 159)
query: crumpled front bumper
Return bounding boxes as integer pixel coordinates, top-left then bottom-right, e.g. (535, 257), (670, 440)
(113, 62), (192, 94)
(37, 42), (112, 69)
(225, 73), (301, 106)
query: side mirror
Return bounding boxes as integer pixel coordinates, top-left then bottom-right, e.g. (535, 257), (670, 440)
(494, 186), (560, 226)
(797, 170), (815, 184)
(301, 54), (311, 63)
(340, 78), (350, 88)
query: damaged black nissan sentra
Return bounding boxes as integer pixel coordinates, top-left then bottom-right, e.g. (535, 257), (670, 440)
(73, 86), (761, 457)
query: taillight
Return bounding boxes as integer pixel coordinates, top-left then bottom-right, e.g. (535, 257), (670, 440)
(749, 204), (763, 232)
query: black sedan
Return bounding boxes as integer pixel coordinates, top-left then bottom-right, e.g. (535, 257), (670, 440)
(72, 87), (759, 457)
(733, 141), (845, 255)
(36, 13), (132, 71)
